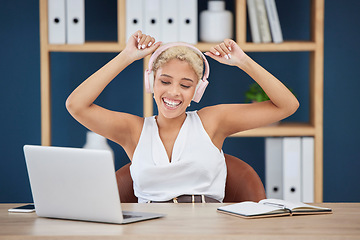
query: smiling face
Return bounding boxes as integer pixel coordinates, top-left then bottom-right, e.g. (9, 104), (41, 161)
(153, 58), (199, 120)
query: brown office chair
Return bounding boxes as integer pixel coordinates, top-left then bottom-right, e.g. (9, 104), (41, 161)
(115, 154), (266, 203)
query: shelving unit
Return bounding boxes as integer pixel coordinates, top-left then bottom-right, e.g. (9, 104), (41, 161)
(39, 0), (324, 202)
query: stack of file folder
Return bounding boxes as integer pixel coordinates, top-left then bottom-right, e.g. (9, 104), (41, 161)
(48, 0), (85, 44)
(265, 137), (314, 202)
(126, 0), (198, 44)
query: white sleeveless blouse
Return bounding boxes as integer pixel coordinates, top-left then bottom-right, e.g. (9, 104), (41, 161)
(130, 111), (227, 203)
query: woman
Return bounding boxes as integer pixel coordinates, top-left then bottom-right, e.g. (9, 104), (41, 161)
(66, 31), (299, 203)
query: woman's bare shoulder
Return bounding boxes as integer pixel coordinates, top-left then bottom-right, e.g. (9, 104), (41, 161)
(197, 105), (225, 134)
(197, 104), (226, 119)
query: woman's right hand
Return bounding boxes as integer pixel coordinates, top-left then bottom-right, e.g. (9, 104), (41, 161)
(122, 30), (162, 62)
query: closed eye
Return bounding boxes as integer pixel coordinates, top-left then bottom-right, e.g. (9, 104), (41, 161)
(181, 84), (191, 89)
(161, 80), (170, 85)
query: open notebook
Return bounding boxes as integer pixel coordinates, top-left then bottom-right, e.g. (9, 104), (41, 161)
(217, 199), (332, 219)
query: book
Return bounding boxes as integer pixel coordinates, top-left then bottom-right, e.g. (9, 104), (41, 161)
(217, 199), (332, 219)
(254, 0), (272, 43)
(264, 0), (283, 43)
(247, 0), (261, 43)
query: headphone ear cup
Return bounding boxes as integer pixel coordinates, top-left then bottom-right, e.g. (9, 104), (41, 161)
(149, 71), (154, 93)
(144, 69), (154, 93)
(192, 79), (209, 103)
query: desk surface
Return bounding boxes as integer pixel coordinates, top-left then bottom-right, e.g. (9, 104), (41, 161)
(1, 203), (359, 240)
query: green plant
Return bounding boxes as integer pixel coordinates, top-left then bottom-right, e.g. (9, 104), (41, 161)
(245, 83), (270, 103)
(245, 83), (296, 103)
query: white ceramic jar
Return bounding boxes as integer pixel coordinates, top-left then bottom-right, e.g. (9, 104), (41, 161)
(83, 131), (114, 158)
(200, 0), (233, 42)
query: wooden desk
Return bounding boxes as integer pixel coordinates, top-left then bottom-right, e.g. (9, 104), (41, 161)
(1, 203), (359, 239)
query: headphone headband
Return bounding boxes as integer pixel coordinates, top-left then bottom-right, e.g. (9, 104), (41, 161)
(144, 42), (210, 103)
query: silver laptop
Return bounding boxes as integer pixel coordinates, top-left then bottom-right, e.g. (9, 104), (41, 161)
(23, 145), (164, 224)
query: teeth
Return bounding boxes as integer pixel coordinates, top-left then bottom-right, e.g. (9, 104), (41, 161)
(163, 98), (181, 107)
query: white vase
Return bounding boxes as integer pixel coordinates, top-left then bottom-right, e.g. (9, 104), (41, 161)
(200, 0), (233, 42)
(83, 131), (114, 157)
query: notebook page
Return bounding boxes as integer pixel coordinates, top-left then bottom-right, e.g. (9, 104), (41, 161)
(259, 199), (331, 211)
(218, 202), (286, 216)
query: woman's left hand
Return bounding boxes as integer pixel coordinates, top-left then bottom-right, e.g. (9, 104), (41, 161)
(204, 39), (247, 67)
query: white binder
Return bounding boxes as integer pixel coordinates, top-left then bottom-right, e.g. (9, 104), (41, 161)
(301, 137), (314, 203)
(283, 137), (302, 202)
(265, 138), (283, 199)
(247, 0), (261, 43)
(48, 0), (66, 44)
(161, 0), (179, 43)
(254, 0), (272, 43)
(126, 0), (144, 41)
(178, 0), (198, 44)
(144, 0), (161, 41)
(66, 0), (85, 44)
(264, 0), (283, 43)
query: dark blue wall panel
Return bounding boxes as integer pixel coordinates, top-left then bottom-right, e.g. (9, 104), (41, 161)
(0, 0), (359, 203)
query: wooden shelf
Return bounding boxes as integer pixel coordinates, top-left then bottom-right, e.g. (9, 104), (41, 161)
(231, 123), (315, 137)
(197, 41), (317, 52)
(242, 41), (317, 52)
(47, 41), (317, 53)
(48, 42), (124, 52)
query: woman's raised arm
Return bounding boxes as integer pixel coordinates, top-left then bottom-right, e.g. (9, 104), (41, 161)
(201, 39), (299, 142)
(66, 31), (161, 153)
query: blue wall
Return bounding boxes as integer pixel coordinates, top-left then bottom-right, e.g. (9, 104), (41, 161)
(1, 0), (359, 203)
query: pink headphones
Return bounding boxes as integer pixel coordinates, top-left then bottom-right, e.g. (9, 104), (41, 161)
(144, 42), (210, 103)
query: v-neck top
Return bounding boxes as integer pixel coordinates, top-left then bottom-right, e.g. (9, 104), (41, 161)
(130, 111), (227, 203)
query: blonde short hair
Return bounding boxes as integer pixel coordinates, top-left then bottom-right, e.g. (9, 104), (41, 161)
(152, 46), (204, 81)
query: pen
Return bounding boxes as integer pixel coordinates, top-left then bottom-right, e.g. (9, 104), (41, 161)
(263, 202), (293, 215)
(263, 202), (286, 209)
